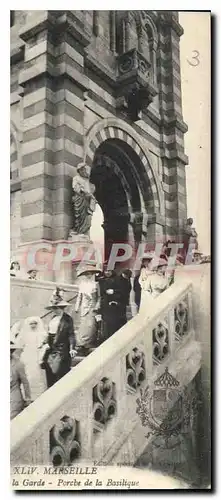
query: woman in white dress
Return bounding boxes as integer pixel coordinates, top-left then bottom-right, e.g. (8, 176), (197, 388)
(139, 256), (169, 313)
(75, 265), (100, 352)
(19, 317), (47, 400)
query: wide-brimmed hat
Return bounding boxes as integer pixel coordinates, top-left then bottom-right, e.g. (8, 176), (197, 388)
(151, 255), (168, 270)
(77, 162), (88, 172)
(176, 254), (184, 265)
(45, 300), (69, 310)
(27, 269), (37, 274)
(76, 264), (101, 278)
(192, 249), (202, 256)
(45, 287), (69, 310)
(157, 255), (168, 268)
(142, 252), (155, 262)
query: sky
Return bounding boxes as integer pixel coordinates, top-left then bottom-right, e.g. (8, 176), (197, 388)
(90, 12), (211, 254)
(180, 12), (210, 253)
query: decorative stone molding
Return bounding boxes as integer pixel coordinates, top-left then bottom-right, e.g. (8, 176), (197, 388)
(50, 416), (80, 466)
(126, 347), (146, 393)
(116, 48), (158, 121)
(140, 12), (158, 50)
(93, 377), (117, 431)
(158, 12), (184, 37)
(117, 49), (151, 80)
(84, 118), (164, 217)
(152, 319), (169, 365)
(174, 297), (189, 342)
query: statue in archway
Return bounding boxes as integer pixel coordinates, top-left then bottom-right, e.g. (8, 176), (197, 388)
(69, 162), (97, 238)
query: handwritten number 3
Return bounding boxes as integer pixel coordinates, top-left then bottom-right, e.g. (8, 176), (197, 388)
(187, 50), (200, 66)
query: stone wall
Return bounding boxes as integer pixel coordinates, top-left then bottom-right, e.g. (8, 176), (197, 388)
(175, 263), (211, 483)
(10, 10), (188, 260)
(10, 191), (21, 253)
(10, 277), (78, 327)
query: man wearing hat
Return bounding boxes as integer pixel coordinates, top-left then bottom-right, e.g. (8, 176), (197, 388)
(192, 249), (203, 264)
(44, 288), (76, 388)
(99, 269), (129, 340)
(27, 269), (38, 280)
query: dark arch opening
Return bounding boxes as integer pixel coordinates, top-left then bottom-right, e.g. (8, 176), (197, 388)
(90, 138), (153, 265)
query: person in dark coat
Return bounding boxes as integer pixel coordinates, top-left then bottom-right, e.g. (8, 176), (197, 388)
(43, 289), (76, 388)
(133, 264), (145, 311)
(99, 270), (127, 341)
(118, 269), (132, 321)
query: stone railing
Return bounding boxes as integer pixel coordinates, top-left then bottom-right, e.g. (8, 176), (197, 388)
(11, 279), (201, 466)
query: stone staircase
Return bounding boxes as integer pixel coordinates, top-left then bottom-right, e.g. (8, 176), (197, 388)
(10, 265), (210, 487)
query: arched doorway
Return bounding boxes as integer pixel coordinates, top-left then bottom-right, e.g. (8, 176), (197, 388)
(90, 137), (155, 267)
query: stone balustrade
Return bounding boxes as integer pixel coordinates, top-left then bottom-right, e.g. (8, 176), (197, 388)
(11, 279), (202, 467)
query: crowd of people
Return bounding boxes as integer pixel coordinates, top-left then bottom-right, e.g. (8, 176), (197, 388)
(10, 260), (38, 280)
(10, 252), (170, 418)
(10, 241), (211, 421)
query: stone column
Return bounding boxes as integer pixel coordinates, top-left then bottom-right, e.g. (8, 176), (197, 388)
(18, 12), (59, 280)
(145, 213), (165, 250)
(158, 14), (188, 244)
(19, 12), (57, 246)
(110, 11), (116, 53)
(18, 11), (91, 282)
(50, 12), (91, 282)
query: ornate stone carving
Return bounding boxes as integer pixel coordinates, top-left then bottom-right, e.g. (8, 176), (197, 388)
(126, 347), (146, 392)
(152, 319), (169, 365)
(174, 298), (189, 341)
(136, 372), (202, 485)
(93, 377), (117, 431)
(118, 53), (134, 74)
(116, 48), (157, 120)
(69, 162), (97, 239)
(117, 48), (151, 82)
(50, 416), (80, 466)
(136, 368), (181, 441)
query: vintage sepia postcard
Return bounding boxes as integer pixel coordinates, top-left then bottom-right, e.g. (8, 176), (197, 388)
(10, 9), (211, 490)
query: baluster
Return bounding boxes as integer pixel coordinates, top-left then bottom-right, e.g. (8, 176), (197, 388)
(187, 289), (194, 334)
(168, 306), (175, 356)
(143, 319), (155, 377)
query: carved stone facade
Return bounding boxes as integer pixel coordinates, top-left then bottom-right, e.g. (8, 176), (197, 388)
(10, 10), (188, 276)
(126, 347), (146, 392)
(50, 416), (80, 466)
(93, 377), (117, 431)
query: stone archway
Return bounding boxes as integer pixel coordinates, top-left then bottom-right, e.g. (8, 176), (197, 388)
(85, 121), (164, 265)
